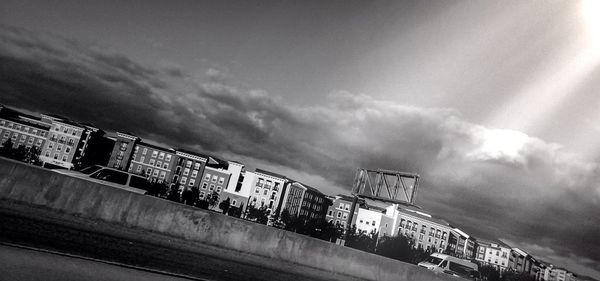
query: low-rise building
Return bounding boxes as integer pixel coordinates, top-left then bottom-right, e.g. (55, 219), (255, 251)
(39, 114), (100, 170)
(170, 149), (208, 193)
(393, 206), (452, 252)
(219, 165), (253, 214)
(325, 194), (361, 229)
(447, 228), (476, 259)
(248, 168), (287, 212)
(279, 180), (329, 222)
(475, 239), (511, 271)
(355, 204), (394, 237)
(128, 142), (176, 183)
(0, 110), (49, 151)
(509, 247), (533, 274)
(107, 132), (140, 170)
(198, 164), (231, 201)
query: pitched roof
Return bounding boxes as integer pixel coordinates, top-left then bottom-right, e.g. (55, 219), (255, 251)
(255, 168), (286, 179)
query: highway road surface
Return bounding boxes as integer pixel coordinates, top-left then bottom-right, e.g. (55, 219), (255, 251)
(0, 204), (366, 281)
(0, 244), (197, 281)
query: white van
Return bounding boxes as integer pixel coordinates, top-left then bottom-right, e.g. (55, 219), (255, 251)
(53, 165), (150, 194)
(418, 253), (480, 280)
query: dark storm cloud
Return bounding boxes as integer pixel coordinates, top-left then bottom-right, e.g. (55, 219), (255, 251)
(1, 26), (599, 274)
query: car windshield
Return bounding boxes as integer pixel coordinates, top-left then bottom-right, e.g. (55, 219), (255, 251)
(90, 169), (128, 185)
(425, 256), (443, 265)
(79, 166), (102, 175)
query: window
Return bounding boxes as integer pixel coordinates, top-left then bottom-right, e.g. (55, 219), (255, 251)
(193, 163), (200, 170)
(209, 184), (215, 191)
(185, 160), (192, 168)
(202, 183), (208, 189)
(36, 139), (43, 146)
(189, 179), (195, 186)
(140, 156), (145, 162)
(337, 212), (341, 218)
(212, 175), (218, 182)
(165, 154), (171, 162)
(27, 137), (34, 144)
(339, 203), (344, 209)
(45, 151), (50, 157)
(156, 161), (162, 167)
(263, 189), (268, 195)
(158, 152), (165, 160)
(142, 148), (148, 155)
(53, 153), (59, 159)
(159, 171), (166, 180)
(62, 155), (68, 161)
(65, 147), (71, 153)
(146, 168), (152, 175)
(204, 173), (211, 181)
(327, 210), (332, 216)
(136, 166), (142, 173)
(216, 186), (222, 193)
(163, 163), (168, 169)
(199, 191), (205, 199)
(183, 168), (190, 176)
(232, 200), (237, 206)
(343, 213), (348, 219)
(191, 170), (198, 178)
(152, 150), (158, 158)
(152, 170), (159, 177)
(218, 177), (224, 184)
(180, 177), (187, 185)
(149, 159), (155, 165)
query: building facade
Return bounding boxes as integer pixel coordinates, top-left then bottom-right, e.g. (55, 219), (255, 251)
(279, 181), (328, 222)
(198, 165), (231, 201)
(447, 228), (476, 260)
(325, 194), (361, 229)
(171, 150), (207, 192)
(509, 248), (533, 274)
(127, 142), (176, 183)
(355, 204), (394, 237)
(475, 239), (511, 271)
(393, 207), (452, 253)
(39, 115), (95, 170)
(248, 169), (287, 212)
(0, 114), (49, 150)
(107, 132), (140, 170)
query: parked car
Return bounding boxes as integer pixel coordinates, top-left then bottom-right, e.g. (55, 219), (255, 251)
(53, 165), (151, 194)
(418, 253), (480, 280)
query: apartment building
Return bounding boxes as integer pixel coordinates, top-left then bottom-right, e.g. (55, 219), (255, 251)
(447, 228), (476, 259)
(279, 180), (328, 222)
(393, 206), (452, 252)
(127, 142), (176, 183)
(248, 169), (287, 212)
(170, 149), (207, 193)
(0, 112), (49, 150)
(198, 164), (231, 200)
(475, 239), (511, 271)
(509, 247), (533, 274)
(39, 114), (100, 170)
(107, 132), (140, 170)
(325, 194), (361, 229)
(355, 204), (394, 237)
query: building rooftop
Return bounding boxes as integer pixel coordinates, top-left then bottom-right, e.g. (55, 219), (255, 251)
(255, 168), (286, 179)
(398, 206), (450, 227)
(138, 141), (175, 152)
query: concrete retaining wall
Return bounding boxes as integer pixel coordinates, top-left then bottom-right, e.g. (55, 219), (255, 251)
(0, 158), (453, 281)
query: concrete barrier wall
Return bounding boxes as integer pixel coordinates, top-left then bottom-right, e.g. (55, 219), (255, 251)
(0, 158), (453, 281)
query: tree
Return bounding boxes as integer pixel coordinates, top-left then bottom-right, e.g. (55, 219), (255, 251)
(167, 184), (182, 202)
(219, 197), (231, 214)
(0, 138), (14, 157)
(23, 146), (41, 165)
(245, 205), (270, 224)
(345, 226), (378, 253)
(206, 191), (220, 210)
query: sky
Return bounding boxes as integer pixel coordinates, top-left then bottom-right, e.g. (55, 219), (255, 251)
(1, 0), (599, 278)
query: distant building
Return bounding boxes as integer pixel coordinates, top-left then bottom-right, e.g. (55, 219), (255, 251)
(198, 164), (231, 201)
(171, 149), (208, 192)
(325, 194), (361, 229)
(509, 247), (533, 274)
(0, 109), (49, 150)
(39, 114), (101, 170)
(107, 132), (140, 170)
(128, 142), (176, 183)
(447, 228), (476, 259)
(475, 239), (511, 271)
(393, 206), (452, 252)
(248, 168), (287, 212)
(279, 180), (328, 222)
(219, 164), (252, 214)
(355, 203), (394, 237)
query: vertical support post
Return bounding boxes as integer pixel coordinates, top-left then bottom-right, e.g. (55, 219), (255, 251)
(343, 195), (359, 242)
